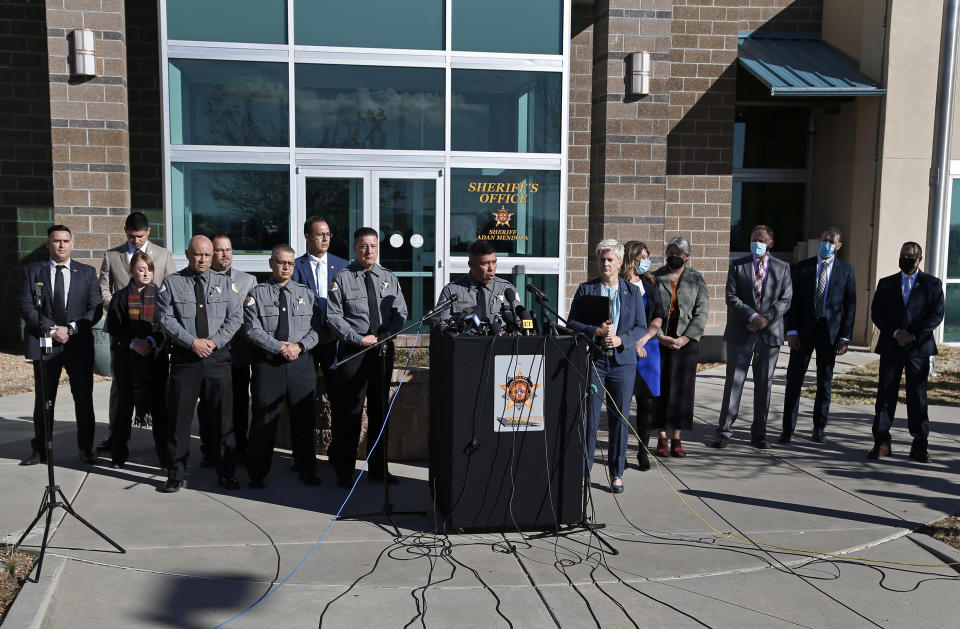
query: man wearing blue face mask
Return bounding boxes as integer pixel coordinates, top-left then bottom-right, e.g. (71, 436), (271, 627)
(714, 225), (793, 449)
(780, 227), (856, 444)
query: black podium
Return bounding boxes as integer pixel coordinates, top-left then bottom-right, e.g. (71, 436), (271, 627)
(429, 331), (586, 530)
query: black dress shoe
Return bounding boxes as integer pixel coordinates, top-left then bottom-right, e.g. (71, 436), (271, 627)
(335, 469), (353, 488)
(811, 430), (825, 443)
(95, 439), (112, 453)
(368, 471), (399, 485)
(637, 449), (651, 471)
(713, 436), (729, 448)
(218, 476), (240, 490)
(778, 433), (792, 444)
(160, 478), (186, 493)
(750, 438), (771, 450)
(298, 472), (322, 486)
(248, 477), (266, 489)
(20, 451), (45, 466)
(79, 450), (97, 464)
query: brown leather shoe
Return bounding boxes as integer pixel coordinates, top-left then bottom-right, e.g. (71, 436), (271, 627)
(655, 437), (670, 457)
(671, 439), (686, 457)
(866, 444), (891, 459)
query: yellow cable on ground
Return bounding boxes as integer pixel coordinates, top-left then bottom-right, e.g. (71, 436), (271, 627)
(588, 361), (960, 568)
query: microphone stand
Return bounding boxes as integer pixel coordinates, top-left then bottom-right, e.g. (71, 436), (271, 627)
(14, 282), (125, 582)
(338, 298), (456, 537)
(526, 291), (617, 555)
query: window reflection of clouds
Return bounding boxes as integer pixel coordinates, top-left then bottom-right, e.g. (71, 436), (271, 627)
(295, 65), (444, 150)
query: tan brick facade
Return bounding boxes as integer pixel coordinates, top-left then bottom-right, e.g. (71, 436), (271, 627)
(572, 0), (821, 331)
(46, 0), (130, 268)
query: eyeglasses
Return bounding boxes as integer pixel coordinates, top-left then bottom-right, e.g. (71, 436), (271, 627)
(307, 232), (331, 240)
(272, 260), (295, 267)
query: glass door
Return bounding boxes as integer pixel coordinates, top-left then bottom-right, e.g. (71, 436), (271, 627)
(298, 168), (444, 325)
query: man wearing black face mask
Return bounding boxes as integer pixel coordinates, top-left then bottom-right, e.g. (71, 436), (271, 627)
(868, 241), (943, 462)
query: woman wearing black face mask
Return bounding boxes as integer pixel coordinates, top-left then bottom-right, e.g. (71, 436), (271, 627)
(652, 236), (709, 457)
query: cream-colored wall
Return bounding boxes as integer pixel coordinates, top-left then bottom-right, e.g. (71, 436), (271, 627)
(818, 0), (886, 345)
(874, 0), (941, 284)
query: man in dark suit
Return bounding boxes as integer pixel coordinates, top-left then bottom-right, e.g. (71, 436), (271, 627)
(19, 225), (103, 465)
(780, 227), (856, 444)
(292, 216), (348, 381)
(715, 225), (793, 449)
(868, 241), (944, 462)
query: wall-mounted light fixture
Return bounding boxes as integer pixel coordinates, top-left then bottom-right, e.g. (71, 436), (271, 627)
(628, 51), (651, 96)
(71, 29), (97, 77)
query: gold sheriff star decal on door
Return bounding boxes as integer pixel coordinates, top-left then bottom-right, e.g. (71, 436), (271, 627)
(498, 368), (541, 411)
(492, 206), (514, 227)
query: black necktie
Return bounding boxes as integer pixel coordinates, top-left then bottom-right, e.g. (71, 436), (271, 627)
(194, 275), (209, 339)
(53, 264), (67, 326)
(476, 284), (487, 320)
(365, 270), (381, 336)
(275, 286), (289, 341)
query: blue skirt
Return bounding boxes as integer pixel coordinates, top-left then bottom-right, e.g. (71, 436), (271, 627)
(636, 335), (661, 397)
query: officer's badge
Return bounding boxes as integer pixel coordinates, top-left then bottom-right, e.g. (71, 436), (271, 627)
(213, 285), (222, 294)
(496, 293), (505, 303)
(297, 296), (305, 305)
(245, 296), (256, 306)
(381, 280), (389, 291)
(231, 282), (239, 293)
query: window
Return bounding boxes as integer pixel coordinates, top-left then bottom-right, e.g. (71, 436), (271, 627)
(452, 70), (561, 153)
(169, 59), (288, 146)
(452, 0), (562, 55)
(295, 65), (445, 150)
(730, 182), (804, 252)
(166, 0), (286, 44)
(294, 0), (443, 50)
(945, 179), (960, 341)
(450, 169), (560, 257)
(734, 107), (808, 169)
(170, 163), (290, 253)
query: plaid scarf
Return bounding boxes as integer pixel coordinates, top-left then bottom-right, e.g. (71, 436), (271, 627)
(126, 282), (157, 426)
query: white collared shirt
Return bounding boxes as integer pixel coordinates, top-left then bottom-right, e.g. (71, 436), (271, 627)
(126, 241), (146, 263)
(309, 252), (328, 299)
(815, 255), (834, 310)
(49, 258), (72, 304)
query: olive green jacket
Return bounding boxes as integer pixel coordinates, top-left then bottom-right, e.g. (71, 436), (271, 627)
(652, 264), (710, 342)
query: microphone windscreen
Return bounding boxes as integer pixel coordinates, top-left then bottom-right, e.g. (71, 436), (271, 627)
(504, 287), (517, 302)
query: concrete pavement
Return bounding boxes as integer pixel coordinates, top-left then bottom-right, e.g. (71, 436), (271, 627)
(2, 348), (959, 628)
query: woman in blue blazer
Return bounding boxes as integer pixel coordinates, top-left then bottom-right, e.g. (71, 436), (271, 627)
(568, 239), (646, 493)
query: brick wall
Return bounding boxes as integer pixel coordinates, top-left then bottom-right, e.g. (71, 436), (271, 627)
(0, 1), (55, 350)
(45, 0), (131, 268)
(665, 0), (821, 329)
(572, 0), (822, 332)
(567, 4), (594, 293)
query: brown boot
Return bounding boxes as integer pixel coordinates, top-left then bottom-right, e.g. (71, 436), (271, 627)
(671, 439), (686, 457)
(656, 437), (670, 457)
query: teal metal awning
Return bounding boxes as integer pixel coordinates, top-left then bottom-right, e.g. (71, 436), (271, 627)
(738, 32), (885, 97)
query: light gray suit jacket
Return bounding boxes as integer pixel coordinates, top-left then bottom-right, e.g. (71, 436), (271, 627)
(99, 240), (176, 307)
(722, 254), (793, 348)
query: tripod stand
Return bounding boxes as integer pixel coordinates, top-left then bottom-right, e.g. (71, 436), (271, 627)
(14, 282), (125, 581)
(338, 298), (456, 537)
(525, 289), (618, 555)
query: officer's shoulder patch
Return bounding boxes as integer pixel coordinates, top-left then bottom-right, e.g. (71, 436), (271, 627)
(159, 283), (167, 293)
(232, 282), (239, 293)
(330, 282), (339, 292)
(245, 296), (256, 306)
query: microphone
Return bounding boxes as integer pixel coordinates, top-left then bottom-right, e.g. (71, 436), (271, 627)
(500, 287), (520, 333)
(34, 281), (44, 299)
(605, 297), (616, 357)
(487, 314), (503, 336)
(527, 283), (549, 303)
(459, 306), (482, 334)
(515, 303), (534, 334)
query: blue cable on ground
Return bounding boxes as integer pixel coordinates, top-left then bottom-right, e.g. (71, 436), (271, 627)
(213, 329), (423, 628)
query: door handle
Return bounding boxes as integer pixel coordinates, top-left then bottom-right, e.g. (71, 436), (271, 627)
(437, 259), (443, 269)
